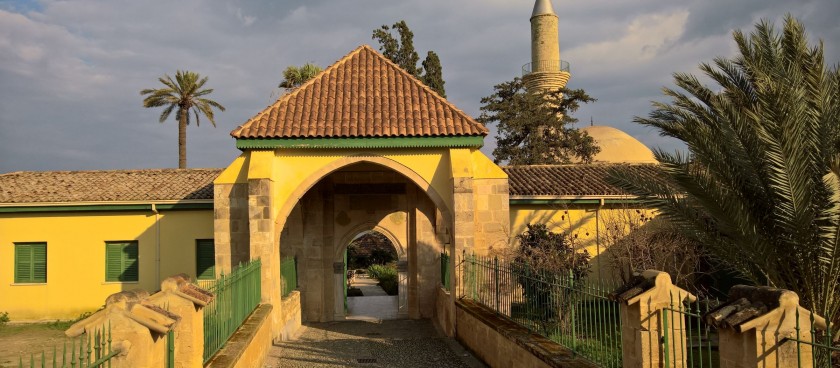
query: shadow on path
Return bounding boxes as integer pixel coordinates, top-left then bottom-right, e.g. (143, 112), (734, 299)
(265, 319), (485, 368)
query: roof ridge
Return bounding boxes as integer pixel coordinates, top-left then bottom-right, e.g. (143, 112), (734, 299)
(3, 168), (224, 175)
(230, 46), (370, 137)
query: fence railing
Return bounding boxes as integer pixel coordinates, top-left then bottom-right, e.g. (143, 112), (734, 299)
(281, 257), (298, 298)
(661, 292), (721, 368)
(460, 253), (622, 368)
(17, 324), (119, 368)
(441, 252), (451, 291)
(202, 259), (261, 364)
(522, 59), (570, 75)
(790, 309), (839, 368)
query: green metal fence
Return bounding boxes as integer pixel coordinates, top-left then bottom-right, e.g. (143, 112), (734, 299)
(661, 292), (721, 368)
(460, 253), (623, 367)
(441, 252), (451, 291)
(202, 259), (262, 364)
(18, 324), (119, 368)
(790, 309), (839, 368)
(281, 257), (298, 298)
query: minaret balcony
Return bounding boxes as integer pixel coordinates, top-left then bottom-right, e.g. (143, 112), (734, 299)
(522, 60), (570, 76)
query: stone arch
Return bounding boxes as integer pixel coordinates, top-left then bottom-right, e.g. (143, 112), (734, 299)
(275, 154), (452, 236)
(334, 222), (406, 263)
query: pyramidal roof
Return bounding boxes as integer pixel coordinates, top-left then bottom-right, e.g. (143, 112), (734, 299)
(231, 45), (488, 140)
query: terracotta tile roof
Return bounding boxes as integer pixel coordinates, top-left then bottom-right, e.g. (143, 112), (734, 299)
(230, 45), (488, 139)
(0, 168), (221, 204)
(503, 164), (660, 197)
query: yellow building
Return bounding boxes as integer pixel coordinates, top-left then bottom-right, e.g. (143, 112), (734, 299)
(0, 0), (659, 329)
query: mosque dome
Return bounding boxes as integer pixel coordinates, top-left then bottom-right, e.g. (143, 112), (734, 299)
(580, 125), (658, 164)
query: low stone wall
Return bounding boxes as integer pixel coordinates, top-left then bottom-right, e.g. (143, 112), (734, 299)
(434, 287), (454, 336)
(279, 291), (302, 340)
(455, 299), (597, 368)
(205, 304), (273, 368)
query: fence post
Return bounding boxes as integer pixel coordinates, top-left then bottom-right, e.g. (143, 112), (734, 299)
(704, 285), (828, 368)
(65, 289), (178, 368)
(147, 274), (214, 368)
(610, 270), (695, 368)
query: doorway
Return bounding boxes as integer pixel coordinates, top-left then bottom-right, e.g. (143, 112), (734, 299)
(345, 231), (401, 320)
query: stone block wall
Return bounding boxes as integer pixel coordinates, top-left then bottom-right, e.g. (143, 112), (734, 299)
(214, 183), (250, 272)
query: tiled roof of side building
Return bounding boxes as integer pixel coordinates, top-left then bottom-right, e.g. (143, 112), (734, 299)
(230, 45), (488, 139)
(503, 164), (660, 197)
(0, 168), (222, 204)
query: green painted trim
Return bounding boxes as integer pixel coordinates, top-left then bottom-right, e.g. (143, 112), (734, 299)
(0, 203), (213, 213)
(235, 136), (485, 150)
(509, 198), (644, 205)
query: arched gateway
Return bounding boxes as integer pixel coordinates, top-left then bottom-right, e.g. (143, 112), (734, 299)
(212, 45), (511, 339)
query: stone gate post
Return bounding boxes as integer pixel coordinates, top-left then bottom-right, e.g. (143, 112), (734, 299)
(147, 274), (214, 368)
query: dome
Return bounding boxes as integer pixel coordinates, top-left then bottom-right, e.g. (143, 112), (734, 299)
(580, 126), (657, 164)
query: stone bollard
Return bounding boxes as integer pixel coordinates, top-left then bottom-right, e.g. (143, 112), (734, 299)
(147, 274), (214, 368)
(66, 289), (179, 367)
(704, 285), (828, 368)
(610, 270), (696, 368)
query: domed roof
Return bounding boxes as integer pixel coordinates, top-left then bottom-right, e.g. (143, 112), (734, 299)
(580, 125), (657, 164)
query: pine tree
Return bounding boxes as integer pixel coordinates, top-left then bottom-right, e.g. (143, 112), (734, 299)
(421, 51), (446, 97)
(372, 20), (446, 96)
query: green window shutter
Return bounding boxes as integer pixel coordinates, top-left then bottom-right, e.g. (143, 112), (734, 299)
(106, 242), (138, 282)
(196, 240), (215, 280)
(15, 243), (46, 283)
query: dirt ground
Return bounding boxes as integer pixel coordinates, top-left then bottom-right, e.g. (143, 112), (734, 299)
(0, 323), (70, 367)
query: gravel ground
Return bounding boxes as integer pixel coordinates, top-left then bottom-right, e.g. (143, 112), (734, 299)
(265, 319), (485, 368)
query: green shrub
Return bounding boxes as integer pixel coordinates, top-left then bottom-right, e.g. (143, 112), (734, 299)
(367, 264), (399, 295)
(0, 311), (9, 326)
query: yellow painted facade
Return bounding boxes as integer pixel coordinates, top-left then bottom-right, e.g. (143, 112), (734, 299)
(0, 209), (212, 320)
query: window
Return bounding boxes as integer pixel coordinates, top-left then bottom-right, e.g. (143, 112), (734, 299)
(105, 241), (138, 282)
(196, 239), (215, 280)
(15, 242), (47, 283)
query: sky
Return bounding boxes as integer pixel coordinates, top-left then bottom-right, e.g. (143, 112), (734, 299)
(0, 0), (838, 172)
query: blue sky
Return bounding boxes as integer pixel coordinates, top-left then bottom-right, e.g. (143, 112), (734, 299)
(0, 0), (838, 171)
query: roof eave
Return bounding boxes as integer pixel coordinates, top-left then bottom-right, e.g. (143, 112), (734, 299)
(234, 136), (485, 150)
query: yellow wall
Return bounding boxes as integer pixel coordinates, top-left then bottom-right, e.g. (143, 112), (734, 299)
(0, 209), (213, 321)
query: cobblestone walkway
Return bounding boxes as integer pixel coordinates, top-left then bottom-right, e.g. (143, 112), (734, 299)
(264, 319), (485, 368)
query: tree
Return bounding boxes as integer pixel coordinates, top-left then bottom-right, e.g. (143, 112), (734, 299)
(372, 20), (447, 97)
(608, 17), (840, 328)
(278, 62), (322, 90)
(141, 70), (225, 169)
(478, 77), (599, 164)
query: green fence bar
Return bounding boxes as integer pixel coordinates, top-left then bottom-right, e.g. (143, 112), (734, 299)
(18, 324), (117, 368)
(281, 257), (298, 298)
(440, 252), (451, 291)
(202, 259), (262, 363)
(458, 253), (623, 368)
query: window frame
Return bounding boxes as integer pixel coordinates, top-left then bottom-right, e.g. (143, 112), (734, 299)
(14, 242), (47, 284)
(105, 241), (139, 283)
(195, 239), (216, 280)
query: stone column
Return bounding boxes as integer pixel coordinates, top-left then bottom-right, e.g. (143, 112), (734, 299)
(611, 270), (695, 368)
(332, 262), (345, 320)
(147, 275), (214, 368)
(704, 285), (828, 368)
(214, 183), (250, 273)
(397, 261), (409, 318)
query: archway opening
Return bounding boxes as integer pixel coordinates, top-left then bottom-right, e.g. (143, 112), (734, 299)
(345, 230), (400, 320)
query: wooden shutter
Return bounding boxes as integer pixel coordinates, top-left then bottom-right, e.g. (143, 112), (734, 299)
(105, 243), (123, 282)
(196, 240), (215, 280)
(31, 243), (47, 283)
(106, 242), (138, 282)
(15, 243), (46, 283)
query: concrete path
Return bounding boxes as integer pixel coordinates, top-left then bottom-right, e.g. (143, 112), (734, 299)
(351, 276), (388, 296)
(265, 319), (485, 368)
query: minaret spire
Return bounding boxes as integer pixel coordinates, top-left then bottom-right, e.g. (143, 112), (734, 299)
(523, 0), (570, 92)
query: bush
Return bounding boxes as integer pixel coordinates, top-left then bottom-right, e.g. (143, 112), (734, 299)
(367, 264), (399, 295)
(0, 311), (9, 326)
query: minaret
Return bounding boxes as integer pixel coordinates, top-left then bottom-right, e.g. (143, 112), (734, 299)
(523, 0), (570, 92)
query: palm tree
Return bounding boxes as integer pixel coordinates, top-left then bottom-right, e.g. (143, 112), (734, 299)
(609, 16), (840, 329)
(141, 71), (225, 169)
(278, 63), (322, 90)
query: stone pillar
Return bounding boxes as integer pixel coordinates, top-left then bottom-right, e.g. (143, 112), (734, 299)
(472, 178), (511, 254)
(66, 290), (178, 368)
(704, 285), (828, 368)
(397, 261), (409, 318)
(332, 262), (345, 320)
(214, 183), (250, 273)
(610, 270), (695, 368)
(147, 275), (214, 368)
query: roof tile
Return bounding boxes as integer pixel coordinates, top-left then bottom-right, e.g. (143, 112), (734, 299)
(503, 164), (660, 197)
(230, 45), (488, 139)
